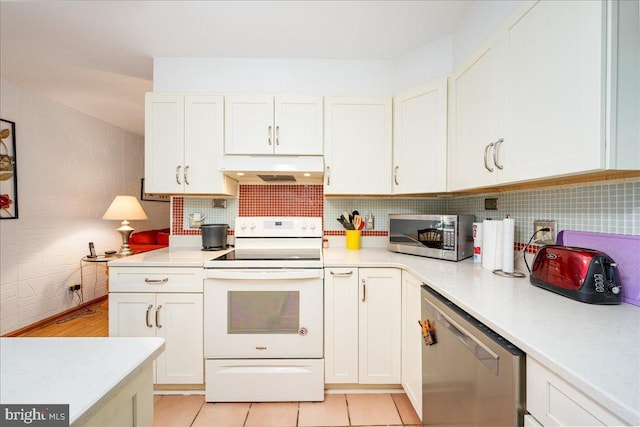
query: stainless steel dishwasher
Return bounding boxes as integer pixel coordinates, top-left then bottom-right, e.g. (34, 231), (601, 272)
(421, 284), (525, 426)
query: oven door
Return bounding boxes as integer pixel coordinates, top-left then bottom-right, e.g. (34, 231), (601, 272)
(204, 269), (323, 358)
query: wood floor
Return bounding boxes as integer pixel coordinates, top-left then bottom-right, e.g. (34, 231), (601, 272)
(13, 300), (108, 337)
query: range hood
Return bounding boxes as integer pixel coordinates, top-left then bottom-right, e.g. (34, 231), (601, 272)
(219, 155), (325, 184)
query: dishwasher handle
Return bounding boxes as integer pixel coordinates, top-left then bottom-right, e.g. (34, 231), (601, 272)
(424, 296), (500, 375)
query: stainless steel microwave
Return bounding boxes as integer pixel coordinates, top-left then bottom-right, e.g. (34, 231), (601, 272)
(388, 214), (475, 261)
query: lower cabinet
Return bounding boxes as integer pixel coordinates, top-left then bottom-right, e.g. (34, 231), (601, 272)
(324, 267), (401, 384)
(109, 292), (203, 385)
(526, 356), (627, 426)
(401, 271), (423, 418)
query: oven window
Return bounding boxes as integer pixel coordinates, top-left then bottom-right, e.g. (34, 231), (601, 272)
(228, 291), (300, 334)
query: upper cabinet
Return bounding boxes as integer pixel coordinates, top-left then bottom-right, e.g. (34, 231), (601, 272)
(448, 0), (639, 192)
(324, 96), (393, 195)
(224, 95), (323, 155)
(393, 79), (448, 194)
(144, 93), (238, 195)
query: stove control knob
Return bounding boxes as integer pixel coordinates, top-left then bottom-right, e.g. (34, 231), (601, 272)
(240, 222), (247, 231)
(301, 223), (307, 230)
(309, 222), (316, 230)
(611, 285), (621, 295)
(250, 223), (256, 230)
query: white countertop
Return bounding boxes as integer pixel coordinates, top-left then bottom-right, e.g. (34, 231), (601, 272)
(108, 247), (230, 267)
(105, 245), (640, 425)
(323, 248), (640, 426)
(0, 337), (165, 426)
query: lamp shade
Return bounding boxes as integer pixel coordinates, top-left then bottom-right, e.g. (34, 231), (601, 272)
(103, 195), (148, 220)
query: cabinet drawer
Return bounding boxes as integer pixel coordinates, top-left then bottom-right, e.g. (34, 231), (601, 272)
(109, 267), (203, 292)
(526, 356), (627, 426)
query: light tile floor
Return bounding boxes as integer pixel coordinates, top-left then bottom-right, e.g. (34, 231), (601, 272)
(152, 393), (421, 427)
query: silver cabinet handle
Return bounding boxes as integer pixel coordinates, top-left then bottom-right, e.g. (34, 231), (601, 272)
(326, 166), (331, 186)
(155, 305), (163, 328)
(483, 143), (495, 172)
(330, 270), (354, 277)
(184, 165), (190, 185)
(145, 277), (169, 284)
(268, 125), (272, 146)
(394, 165), (400, 186)
(361, 279), (366, 302)
(493, 138), (504, 170)
(256, 346), (267, 350)
(145, 304), (153, 328)
(275, 125), (280, 145)
(176, 165), (182, 185)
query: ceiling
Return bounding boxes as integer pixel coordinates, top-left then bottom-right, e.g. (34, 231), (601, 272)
(0, 1), (472, 136)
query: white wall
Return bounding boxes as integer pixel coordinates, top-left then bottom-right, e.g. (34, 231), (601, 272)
(451, 0), (521, 67)
(0, 79), (169, 335)
(153, 34), (454, 94)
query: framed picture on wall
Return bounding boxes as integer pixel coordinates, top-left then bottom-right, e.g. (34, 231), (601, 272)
(0, 118), (18, 219)
(140, 178), (170, 202)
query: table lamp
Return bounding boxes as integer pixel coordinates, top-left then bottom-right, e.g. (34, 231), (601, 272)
(103, 195), (148, 256)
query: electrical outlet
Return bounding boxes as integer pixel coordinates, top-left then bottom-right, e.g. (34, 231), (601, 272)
(68, 284), (81, 292)
(212, 199), (227, 209)
(533, 220), (557, 245)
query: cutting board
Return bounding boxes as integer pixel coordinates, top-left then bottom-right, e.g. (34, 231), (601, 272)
(556, 231), (640, 306)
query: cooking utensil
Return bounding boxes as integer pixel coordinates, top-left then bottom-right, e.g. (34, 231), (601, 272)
(201, 224), (229, 250)
(353, 215), (363, 231)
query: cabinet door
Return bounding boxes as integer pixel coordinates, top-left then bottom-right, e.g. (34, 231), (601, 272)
(324, 268), (359, 384)
(224, 95), (274, 155)
(401, 271), (423, 418)
(393, 79), (447, 194)
(448, 39), (505, 192)
(155, 293), (204, 384)
(358, 268), (401, 384)
(500, 0), (604, 183)
(274, 95), (323, 155)
(144, 93), (185, 193)
(324, 97), (393, 195)
(108, 293), (156, 338)
(184, 95), (236, 195)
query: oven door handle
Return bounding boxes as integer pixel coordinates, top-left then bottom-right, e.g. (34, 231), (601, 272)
(205, 269), (322, 280)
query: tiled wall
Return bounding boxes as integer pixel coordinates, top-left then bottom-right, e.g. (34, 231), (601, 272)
(176, 178), (640, 244)
(0, 79), (169, 335)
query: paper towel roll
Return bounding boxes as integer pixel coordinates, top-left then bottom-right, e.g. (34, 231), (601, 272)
(473, 222), (483, 263)
(482, 220), (504, 271)
(502, 217), (515, 273)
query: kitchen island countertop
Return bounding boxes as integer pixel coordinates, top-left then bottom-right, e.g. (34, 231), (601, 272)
(0, 337), (165, 426)
(323, 248), (640, 426)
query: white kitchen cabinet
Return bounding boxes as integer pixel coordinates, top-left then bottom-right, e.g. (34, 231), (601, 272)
(401, 271), (423, 418)
(324, 268), (401, 384)
(224, 95), (323, 155)
(324, 96), (393, 195)
(144, 93), (237, 195)
(358, 268), (401, 384)
(448, 0), (639, 192)
(393, 79), (448, 194)
(448, 35), (506, 191)
(526, 356), (628, 426)
(109, 267), (204, 385)
(324, 268), (359, 384)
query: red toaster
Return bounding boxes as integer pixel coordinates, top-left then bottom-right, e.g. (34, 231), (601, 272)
(530, 245), (622, 304)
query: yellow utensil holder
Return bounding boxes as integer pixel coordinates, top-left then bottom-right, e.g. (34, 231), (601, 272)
(345, 230), (361, 250)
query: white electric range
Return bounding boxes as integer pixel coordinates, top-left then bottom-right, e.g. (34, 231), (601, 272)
(203, 216), (325, 402)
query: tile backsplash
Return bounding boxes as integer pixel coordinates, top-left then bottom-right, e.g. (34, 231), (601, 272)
(173, 179), (640, 244)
